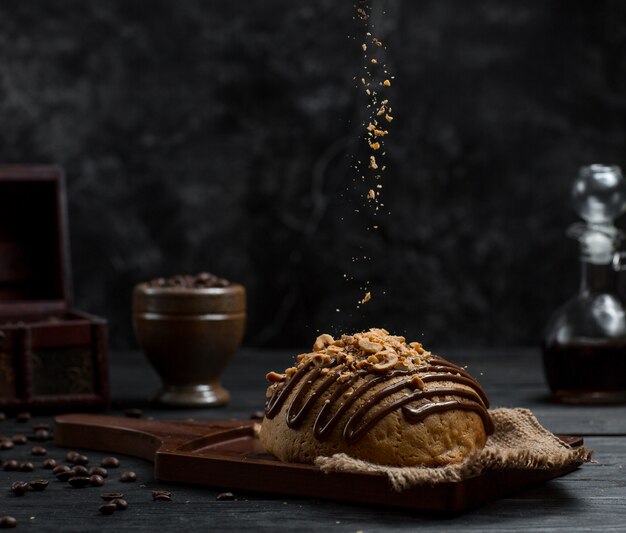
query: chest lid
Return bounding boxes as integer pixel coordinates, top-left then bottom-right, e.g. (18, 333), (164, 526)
(0, 165), (72, 316)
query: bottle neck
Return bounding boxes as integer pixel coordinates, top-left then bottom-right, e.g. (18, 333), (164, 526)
(580, 260), (619, 294)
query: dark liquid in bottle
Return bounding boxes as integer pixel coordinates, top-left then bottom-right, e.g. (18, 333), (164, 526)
(542, 340), (626, 404)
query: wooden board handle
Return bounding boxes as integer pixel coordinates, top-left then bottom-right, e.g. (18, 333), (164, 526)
(53, 414), (254, 462)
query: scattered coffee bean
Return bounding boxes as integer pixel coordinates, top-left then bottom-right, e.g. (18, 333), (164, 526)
(0, 516), (17, 529)
(89, 466), (108, 478)
(68, 476), (92, 488)
(43, 458), (58, 469)
(152, 490), (172, 501)
(29, 479), (48, 491)
(3, 460), (19, 471)
(11, 435), (27, 445)
(0, 440), (14, 450)
(32, 423), (49, 431)
(90, 475), (105, 487)
(101, 492), (124, 501)
(15, 412), (31, 423)
(55, 469), (74, 482)
(98, 503), (117, 516)
(10, 481), (29, 496)
(216, 492), (235, 501)
(120, 471), (137, 482)
(73, 454), (89, 465)
(19, 461), (34, 472)
(124, 408), (143, 418)
(111, 498), (128, 510)
(53, 464), (71, 475)
(31, 446), (47, 456)
(249, 410), (265, 420)
(34, 429), (50, 441)
(101, 457), (120, 468)
(72, 465), (89, 477)
(65, 451), (79, 462)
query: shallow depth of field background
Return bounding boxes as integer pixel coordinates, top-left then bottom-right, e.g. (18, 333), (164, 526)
(1, 0), (625, 349)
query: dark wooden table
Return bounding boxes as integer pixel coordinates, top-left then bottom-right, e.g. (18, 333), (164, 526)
(1, 347), (625, 532)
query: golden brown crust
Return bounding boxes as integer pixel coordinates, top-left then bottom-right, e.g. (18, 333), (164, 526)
(259, 329), (491, 467)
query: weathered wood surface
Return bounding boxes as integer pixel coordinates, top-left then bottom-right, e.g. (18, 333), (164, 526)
(1, 348), (625, 531)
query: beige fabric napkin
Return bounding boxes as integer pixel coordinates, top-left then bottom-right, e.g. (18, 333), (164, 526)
(314, 408), (592, 492)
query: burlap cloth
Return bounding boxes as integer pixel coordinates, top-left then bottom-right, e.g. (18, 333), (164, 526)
(314, 408), (592, 492)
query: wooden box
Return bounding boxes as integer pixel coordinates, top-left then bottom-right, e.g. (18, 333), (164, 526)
(0, 166), (109, 411)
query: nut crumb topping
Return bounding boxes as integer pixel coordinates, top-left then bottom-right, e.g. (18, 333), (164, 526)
(266, 329), (432, 382)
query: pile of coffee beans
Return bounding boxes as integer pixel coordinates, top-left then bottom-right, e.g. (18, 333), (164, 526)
(147, 272), (230, 288)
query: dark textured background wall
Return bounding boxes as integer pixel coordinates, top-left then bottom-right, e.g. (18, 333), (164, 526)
(1, 0), (625, 349)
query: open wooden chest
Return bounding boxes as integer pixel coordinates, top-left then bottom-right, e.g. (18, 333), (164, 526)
(0, 166), (109, 411)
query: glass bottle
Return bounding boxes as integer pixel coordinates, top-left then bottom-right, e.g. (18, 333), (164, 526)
(542, 164), (626, 404)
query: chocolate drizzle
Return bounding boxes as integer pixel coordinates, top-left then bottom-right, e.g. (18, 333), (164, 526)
(265, 354), (494, 443)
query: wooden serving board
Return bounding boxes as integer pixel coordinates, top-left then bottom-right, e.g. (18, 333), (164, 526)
(53, 414), (583, 513)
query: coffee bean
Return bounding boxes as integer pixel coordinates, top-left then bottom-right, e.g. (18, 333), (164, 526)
(15, 412), (31, 423)
(19, 461), (34, 472)
(98, 503), (117, 516)
(111, 498), (128, 510)
(0, 440), (14, 450)
(34, 429), (50, 441)
(65, 451), (79, 462)
(120, 471), (137, 482)
(101, 492), (124, 501)
(101, 457), (120, 468)
(90, 474), (105, 487)
(249, 410), (265, 420)
(10, 481), (29, 496)
(31, 446), (47, 456)
(73, 454), (89, 465)
(124, 408), (143, 418)
(56, 470), (74, 482)
(11, 435), (27, 445)
(89, 466), (108, 478)
(43, 458), (57, 469)
(3, 460), (19, 471)
(72, 465), (89, 476)
(68, 476), (92, 488)
(216, 492), (235, 501)
(32, 423), (49, 431)
(0, 516), (17, 528)
(29, 479), (48, 491)
(152, 490), (172, 501)
(53, 464), (71, 475)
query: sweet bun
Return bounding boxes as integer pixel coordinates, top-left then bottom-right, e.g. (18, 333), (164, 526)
(259, 329), (493, 466)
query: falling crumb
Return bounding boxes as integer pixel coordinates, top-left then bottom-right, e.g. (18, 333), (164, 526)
(371, 58), (377, 64)
(385, 114), (393, 122)
(369, 156), (378, 169)
(359, 291), (372, 305)
(362, 43), (367, 51)
(383, 79), (391, 87)
(370, 141), (380, 150)
(368, 189), (376, 199)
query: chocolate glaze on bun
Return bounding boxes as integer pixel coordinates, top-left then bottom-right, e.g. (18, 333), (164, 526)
(260, 329), (493, 467)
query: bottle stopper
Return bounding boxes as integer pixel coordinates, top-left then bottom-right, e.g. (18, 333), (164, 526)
(568, 164), (626, 264)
